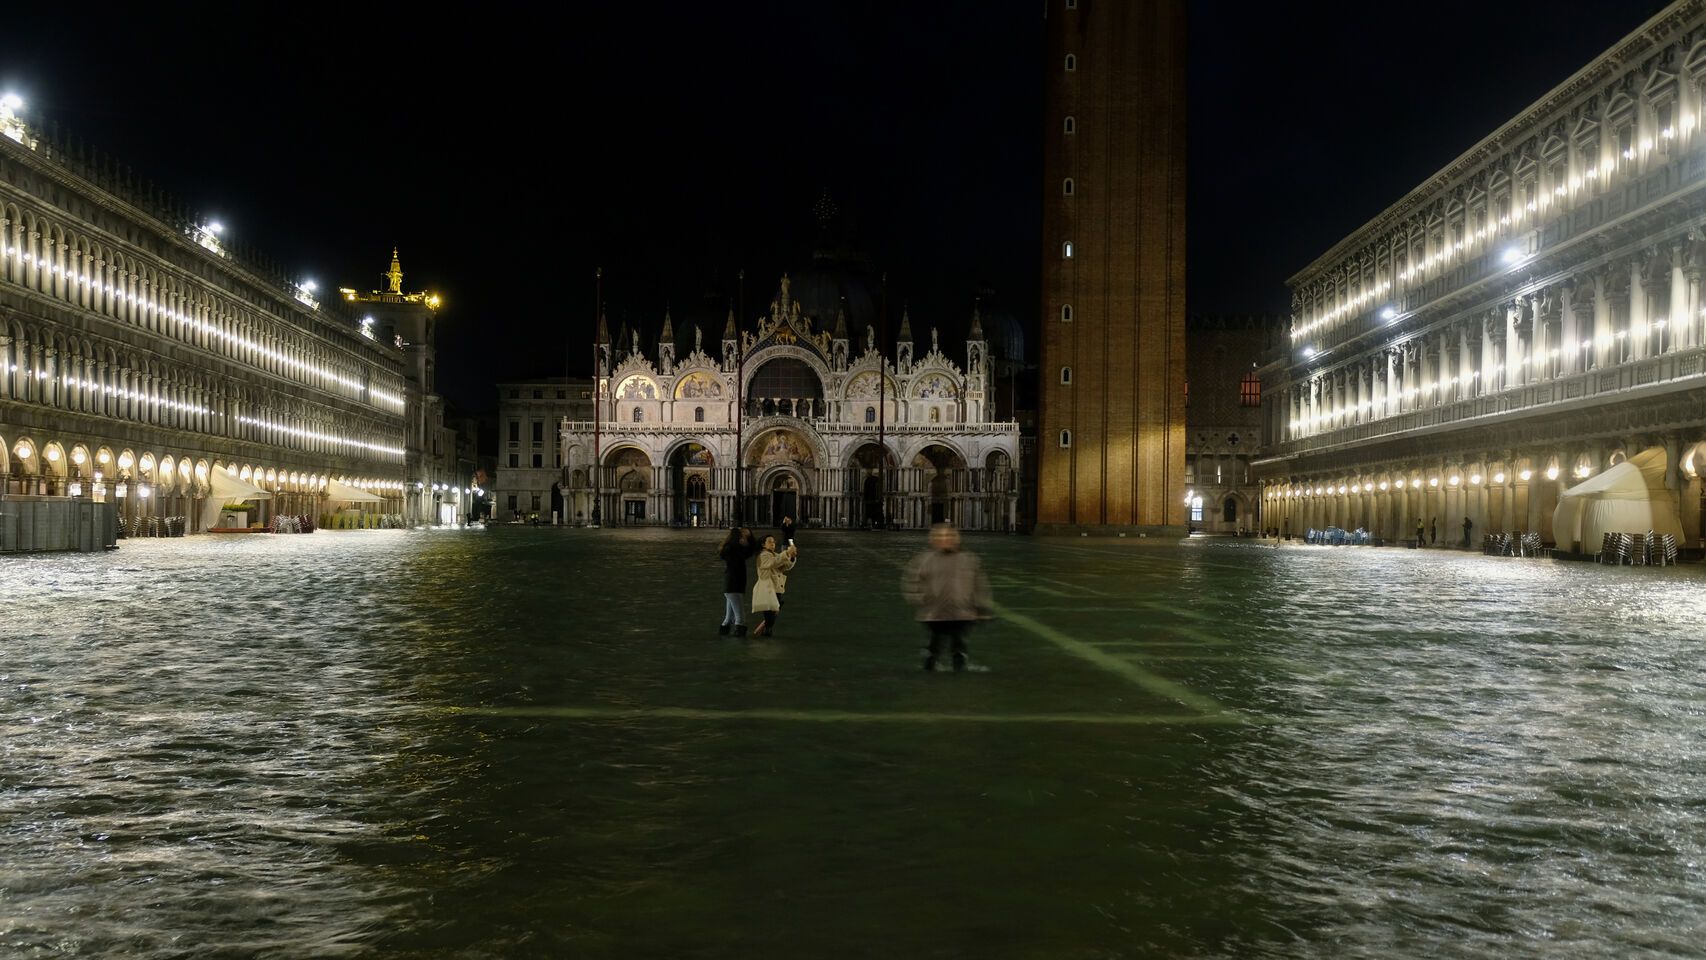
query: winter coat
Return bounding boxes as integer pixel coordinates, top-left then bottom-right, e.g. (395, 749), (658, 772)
(719, 538), (757, 593)
(752, 549), (795, 612)
(903, 548), (993, 622)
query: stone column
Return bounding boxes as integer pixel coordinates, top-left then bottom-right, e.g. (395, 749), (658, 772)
(1668, 243), (1687, 354)
(1444, 335), (1461, 404)
(1602, 262), (1630, 368)
(1685, 232), (1706, 351)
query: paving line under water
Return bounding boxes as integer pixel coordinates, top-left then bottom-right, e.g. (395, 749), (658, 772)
(445, 704), (1242, 725)
(853, 544), (1232, 716)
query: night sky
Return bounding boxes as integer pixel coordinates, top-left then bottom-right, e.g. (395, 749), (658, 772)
(2, 1), (1666, 412)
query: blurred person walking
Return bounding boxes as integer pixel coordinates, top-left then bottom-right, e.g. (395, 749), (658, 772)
(904, 523), (993, 672)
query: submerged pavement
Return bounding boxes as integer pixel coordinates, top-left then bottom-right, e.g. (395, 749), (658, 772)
(3, 528), (1704, 958)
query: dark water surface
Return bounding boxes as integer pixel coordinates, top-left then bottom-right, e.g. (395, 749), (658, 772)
(3, 529), (1705, 958)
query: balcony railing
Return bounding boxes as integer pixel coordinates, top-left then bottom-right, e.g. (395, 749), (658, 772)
(559, 419), (1019, 436)
(1275, 345), (1706, 458)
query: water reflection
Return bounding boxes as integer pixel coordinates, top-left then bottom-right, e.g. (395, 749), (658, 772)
(2, 532), (1703, 958)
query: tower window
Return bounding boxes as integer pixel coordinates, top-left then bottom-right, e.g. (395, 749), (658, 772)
(1240, 371), (1261, 407)
(1063, 178), (1074, 196)
(865, 406), (876, 423)
(1060, 366), (1072, 384)
(1063, 241), (1073, 259)
(1061, 304), (1073, 322)
(1064, 116), (1075, 135)
(1064, 54), (1076, 72)
(1059, 430), (1072, 448)
(632, 407), (642, 422)
(694, 406), (705, 422)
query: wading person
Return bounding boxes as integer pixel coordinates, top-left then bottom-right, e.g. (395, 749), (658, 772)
(903, 523), (993, 673)
(749, 535), (796, 637)
(1462, 515), (1473, 549)
(1416, 517), (1424, 547)
(1430, 517), (1438, 545)
(718, 526), (758, 637)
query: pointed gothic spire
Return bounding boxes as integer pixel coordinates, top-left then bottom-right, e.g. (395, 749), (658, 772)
(660, 307), (675, 342)
(723, 308), (737, 339)
(833, 300), (848, 338)
(595, 307), (610, 344)
(384, 247), (403, 294)
(969, 302), (984, 340)
(897, 306), (913, 343)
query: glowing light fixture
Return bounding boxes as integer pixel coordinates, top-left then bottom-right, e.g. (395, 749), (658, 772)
(1501, 247), (1523, 264)
(1379, 306), (1397, 321)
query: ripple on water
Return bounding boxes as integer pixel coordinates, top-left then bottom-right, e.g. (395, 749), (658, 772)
(3, 533), (1706, 958)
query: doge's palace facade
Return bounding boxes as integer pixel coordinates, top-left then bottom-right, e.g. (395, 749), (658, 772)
(563, 276), (1021, 531)
(1257, 1), (1706, 547)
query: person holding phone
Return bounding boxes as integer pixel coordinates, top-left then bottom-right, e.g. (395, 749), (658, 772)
(750, 535), (797, 637)
(779, 514), (797, 548)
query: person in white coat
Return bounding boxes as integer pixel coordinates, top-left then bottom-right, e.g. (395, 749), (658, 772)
(749, 536), (797, 637)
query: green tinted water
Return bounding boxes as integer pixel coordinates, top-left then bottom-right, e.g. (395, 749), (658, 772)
(4, 529), (1704, 958)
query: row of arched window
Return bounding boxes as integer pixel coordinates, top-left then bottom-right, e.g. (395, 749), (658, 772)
(0, 196), (404, 409)
(1, 318), (402, 460)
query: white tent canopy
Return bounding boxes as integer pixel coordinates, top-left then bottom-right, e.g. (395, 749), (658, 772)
(1552, 446), (1685, 553)
(326, 479), (383, 504)
(201, 467), (273, 530)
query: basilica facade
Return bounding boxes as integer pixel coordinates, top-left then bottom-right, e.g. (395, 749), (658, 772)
(562, 276), (1021, 530)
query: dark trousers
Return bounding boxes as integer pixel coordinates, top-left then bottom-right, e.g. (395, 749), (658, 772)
(760, 596), (784, 632)
(924, 620), (972, 670)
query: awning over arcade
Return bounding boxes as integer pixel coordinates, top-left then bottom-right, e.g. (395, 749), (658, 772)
(326, 479), (383, 504)
(209, 468), (274, 502)
(1552, 447), (1685, 552)
(202, 468), (273, 531)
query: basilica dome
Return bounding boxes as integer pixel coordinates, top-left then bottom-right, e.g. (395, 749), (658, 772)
(787, 255), (880, 337)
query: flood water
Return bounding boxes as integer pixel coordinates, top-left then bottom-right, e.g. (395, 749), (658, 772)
(3, 528), (1705, 958)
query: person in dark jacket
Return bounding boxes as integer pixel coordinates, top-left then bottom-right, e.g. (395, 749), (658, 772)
(779, 514), (797, 548)
(718, 526), (757, 637)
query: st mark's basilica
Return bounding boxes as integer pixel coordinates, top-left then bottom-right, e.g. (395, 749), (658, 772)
(562, 275), (1023, 531)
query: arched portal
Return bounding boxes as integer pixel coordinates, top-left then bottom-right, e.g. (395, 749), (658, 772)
(747, 427), (818, 525)
(605, 446), (652, 524)
(913, 443), (967, 525)
(668, 441), (714, 526)
(848, 442), (896, 529)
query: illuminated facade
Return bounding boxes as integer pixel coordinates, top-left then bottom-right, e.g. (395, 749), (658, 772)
(1036, 0), (1188, 532)
(1257, 0), (1706, 546)
(0, 101), (411, 532)
(340, 251), (467, 524)
(562, 276), (1021, 530)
